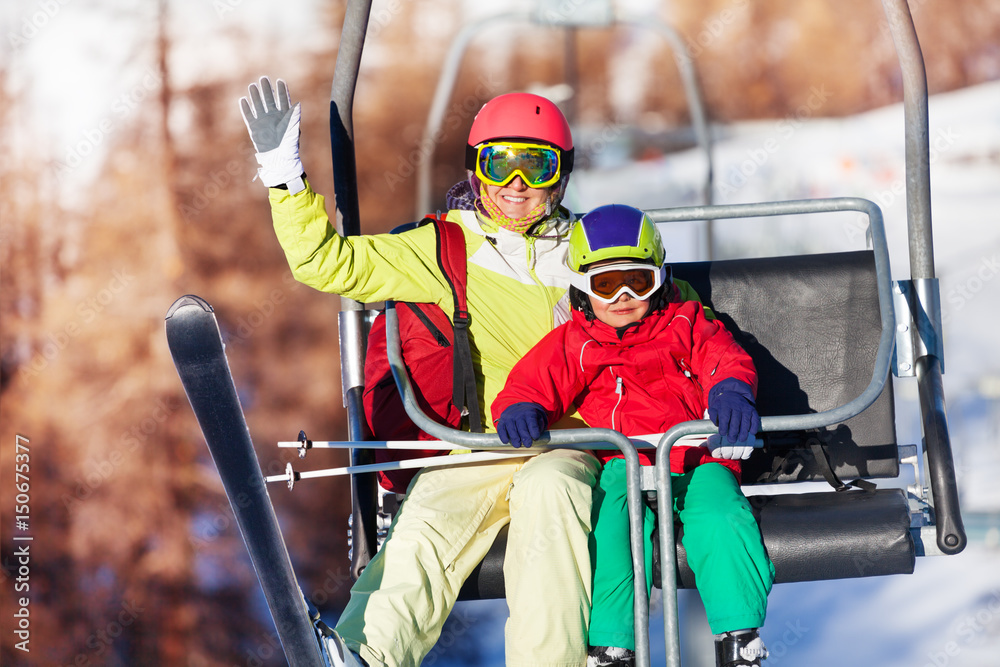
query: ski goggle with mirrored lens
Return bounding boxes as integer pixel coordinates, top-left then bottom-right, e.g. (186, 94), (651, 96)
(570, 262), (669, 304)
(474, 141), (563, 189)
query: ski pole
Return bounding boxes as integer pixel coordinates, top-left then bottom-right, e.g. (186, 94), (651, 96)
(266, 449), (540, 490)
(277, 431), (714, 452)
(270, 432), (761, 489)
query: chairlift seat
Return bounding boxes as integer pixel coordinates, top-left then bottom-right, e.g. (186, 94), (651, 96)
(452, 249), (915, 599)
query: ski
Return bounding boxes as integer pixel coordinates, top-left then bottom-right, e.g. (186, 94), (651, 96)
(165, 295), (327, 667)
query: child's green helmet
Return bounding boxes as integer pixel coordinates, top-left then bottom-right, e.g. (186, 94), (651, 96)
(567, 204), (665, 272)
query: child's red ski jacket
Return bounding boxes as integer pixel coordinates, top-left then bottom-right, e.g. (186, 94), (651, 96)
(492, 299), (757, 479)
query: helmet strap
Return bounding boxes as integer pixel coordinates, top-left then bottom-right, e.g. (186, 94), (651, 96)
(569, 285), (598, 322)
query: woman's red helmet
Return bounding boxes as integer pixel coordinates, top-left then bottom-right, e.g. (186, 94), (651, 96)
(465, 93), (574, 173)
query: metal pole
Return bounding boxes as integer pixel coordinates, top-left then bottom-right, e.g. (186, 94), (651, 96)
(415, 12), (531, 217)
(330, 0), (373, 240)
(881, 0), (965, 555)
(916, 356), (966, 553)
(880, 0), (934, 279)
(620, 16), (715, 257)
(330, 0), (379, 578)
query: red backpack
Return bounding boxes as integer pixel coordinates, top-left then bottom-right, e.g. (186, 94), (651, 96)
(362, 215), (482, 492)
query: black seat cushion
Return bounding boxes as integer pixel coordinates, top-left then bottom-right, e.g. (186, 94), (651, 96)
(462, 488), (915, 599)
(673, 251), (898, 484)
(666, 488), (915, 588)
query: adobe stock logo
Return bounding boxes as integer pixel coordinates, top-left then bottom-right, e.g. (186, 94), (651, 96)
(943, 254), (1000, 324)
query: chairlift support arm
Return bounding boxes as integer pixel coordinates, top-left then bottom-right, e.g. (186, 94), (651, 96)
(415, 8), (715, 234)
(331, 0), (379, 581)
(881, 0), (965, 555)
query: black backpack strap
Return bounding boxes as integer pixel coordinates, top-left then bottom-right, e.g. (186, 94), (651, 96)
(809, 437), (877, 493)
(400, 302), (450, 348)
(427, 214), (483, 433)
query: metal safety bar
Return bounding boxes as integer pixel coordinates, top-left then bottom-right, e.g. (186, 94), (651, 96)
(383, 197), (894, 667)
(880, 0), (965, 556)
(382, 305), (656, 667)
(647, 199), (898, 408)
(647, 197), (897, 666)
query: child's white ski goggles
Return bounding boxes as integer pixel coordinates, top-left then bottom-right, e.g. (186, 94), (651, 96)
(570, 262), (669, 304)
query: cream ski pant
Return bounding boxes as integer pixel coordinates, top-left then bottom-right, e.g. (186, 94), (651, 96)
(336, 448), (600, 667)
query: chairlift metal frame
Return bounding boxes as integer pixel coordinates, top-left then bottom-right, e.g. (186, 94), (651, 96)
(325, 1), (964, 665)
(412, 2), (715, 246)
(170, 1), (965, 665)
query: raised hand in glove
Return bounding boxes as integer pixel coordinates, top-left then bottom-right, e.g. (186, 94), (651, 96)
(496, 402), (549, 448)
(707, 378), (760, 445)
(239, 77), (303, 190)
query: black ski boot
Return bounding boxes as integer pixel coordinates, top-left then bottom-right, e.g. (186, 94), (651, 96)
(715, 629), (768, 667)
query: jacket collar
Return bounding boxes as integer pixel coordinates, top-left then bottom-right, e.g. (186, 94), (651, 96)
(571, 303), (681, 345)
(446, 178), (575, 237)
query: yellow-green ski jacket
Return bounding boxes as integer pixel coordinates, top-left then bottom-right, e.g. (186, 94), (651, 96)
(269, 180), (702, 428)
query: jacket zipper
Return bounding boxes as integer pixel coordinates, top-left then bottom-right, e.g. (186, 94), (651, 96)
(611, 372), (624, 432)
(525, 235), (562, 323)
(526, 235), (541, 284)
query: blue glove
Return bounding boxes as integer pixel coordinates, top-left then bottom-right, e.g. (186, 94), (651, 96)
(496, 402), (548, 448)
(707, 378), (760, 444)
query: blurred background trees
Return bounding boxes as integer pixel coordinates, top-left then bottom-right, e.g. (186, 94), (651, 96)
(1, 0), (998, 664)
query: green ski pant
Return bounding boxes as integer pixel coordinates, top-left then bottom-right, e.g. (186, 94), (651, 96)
(588, 459), (775, 649)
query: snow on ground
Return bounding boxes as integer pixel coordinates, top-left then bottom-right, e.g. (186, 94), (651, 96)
(439, 80), (1000, 666)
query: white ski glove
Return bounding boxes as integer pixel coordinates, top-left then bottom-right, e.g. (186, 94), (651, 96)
(239, 77), (304, 191)
(707, 433), (755, 460)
